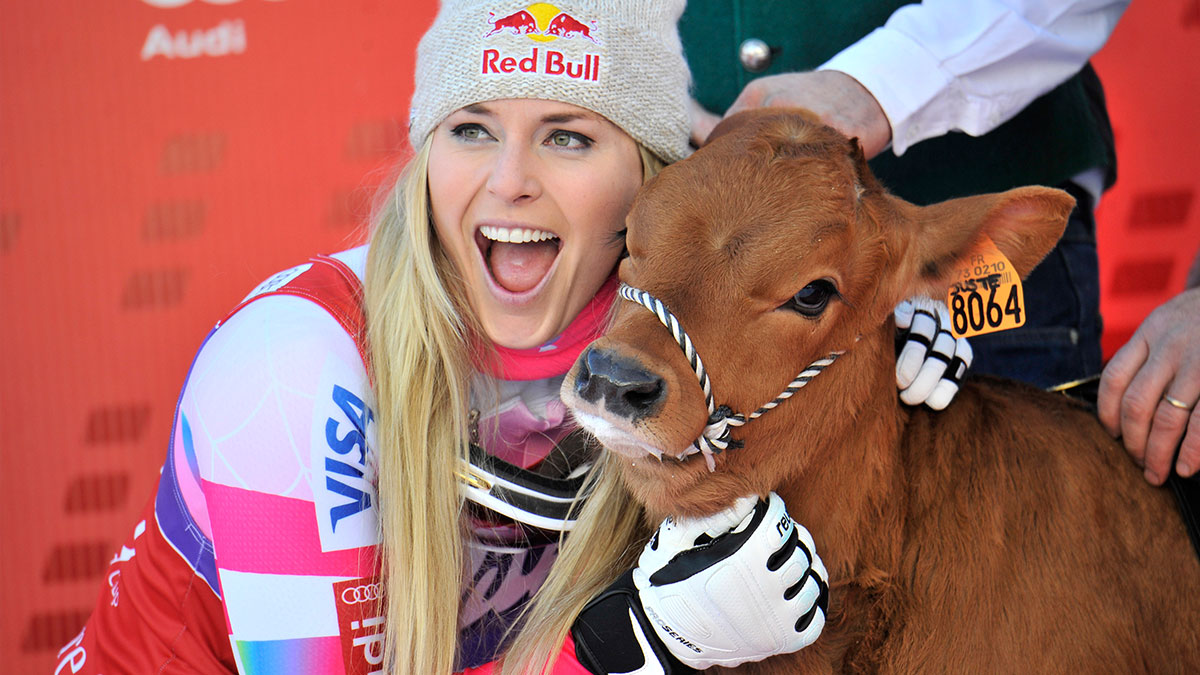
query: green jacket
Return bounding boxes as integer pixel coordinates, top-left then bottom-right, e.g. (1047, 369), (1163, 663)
(680, 0), (1116, 206)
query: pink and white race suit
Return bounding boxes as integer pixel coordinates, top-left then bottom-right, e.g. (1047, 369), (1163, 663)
(61, 247), (600, 674)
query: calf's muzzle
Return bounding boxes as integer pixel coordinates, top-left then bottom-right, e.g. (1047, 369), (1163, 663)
(574, 346), (665, 420)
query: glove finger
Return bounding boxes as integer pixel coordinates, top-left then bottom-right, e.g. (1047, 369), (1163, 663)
(924, 379), (960, 411)
(955, 333), (974, 368)
(794, 606), (826, 651)
(802, 527), (828, 586)
(785, 568), (822, 609)
(792, 548), (829, 643)
(789, 570), (828, 642)
(900, 331), (956, 406)
(924, 334), (973, 410)
(793, 523), (818, 567)
(894, 298), (916, 330)
(896, 341), (928, 389)
(908, 309), (940, 343)
(896, 310), (940, 388)
(772, 537), (810, 590)
(774, 520), (820, 591)
(900, 357), (945, 405)
(754, 492), (799, 555)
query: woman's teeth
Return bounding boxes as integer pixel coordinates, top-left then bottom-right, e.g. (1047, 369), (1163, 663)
(480, 225), (559, 244)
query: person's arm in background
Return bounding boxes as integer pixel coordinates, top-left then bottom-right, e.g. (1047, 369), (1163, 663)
(1099, 249), (1200, 485)
(691, 0), (1130, 157)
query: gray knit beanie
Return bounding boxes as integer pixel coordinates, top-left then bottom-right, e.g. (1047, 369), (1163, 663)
(409, 0), (691, 164)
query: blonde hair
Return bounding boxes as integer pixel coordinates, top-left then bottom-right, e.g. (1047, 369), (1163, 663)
(500, 453), (648, 674)
(365, 140), (665, 673)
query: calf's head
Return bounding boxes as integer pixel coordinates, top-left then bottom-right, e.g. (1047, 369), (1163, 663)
(563, 109), (1075, 518)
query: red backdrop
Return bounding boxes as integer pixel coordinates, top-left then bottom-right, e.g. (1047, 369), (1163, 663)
(1, 2), (1197, 671)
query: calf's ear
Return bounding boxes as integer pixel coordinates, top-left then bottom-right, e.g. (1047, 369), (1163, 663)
(897, 186), (1075, 300)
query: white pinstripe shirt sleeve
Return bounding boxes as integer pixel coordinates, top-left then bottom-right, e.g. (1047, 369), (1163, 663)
(819, 0), (1130, 155)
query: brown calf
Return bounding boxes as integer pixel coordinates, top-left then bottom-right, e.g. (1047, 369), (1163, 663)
(563, 109), (1200, 673)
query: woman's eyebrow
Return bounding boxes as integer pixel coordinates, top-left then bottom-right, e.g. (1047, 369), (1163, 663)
(541, 112), (595, 125)
(462, 103), (493, 116)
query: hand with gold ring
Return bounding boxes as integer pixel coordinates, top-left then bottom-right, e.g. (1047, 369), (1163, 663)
(1099, 286), (1200, 485)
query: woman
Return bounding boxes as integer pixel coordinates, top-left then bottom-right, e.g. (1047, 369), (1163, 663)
(64, 2), (840, 674)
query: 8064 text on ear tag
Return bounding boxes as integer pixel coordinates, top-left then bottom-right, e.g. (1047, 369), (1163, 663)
(946, 236), (1025, 338)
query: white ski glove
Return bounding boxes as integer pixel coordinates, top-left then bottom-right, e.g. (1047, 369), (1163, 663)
(571, 493), (827, 674)
(894, 296), (973, 410)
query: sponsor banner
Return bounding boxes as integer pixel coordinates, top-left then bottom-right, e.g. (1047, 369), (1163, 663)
(481, 3), (603, 82)
(138, 0), (289, 61)
(141, 19), (247, 60)
(333, 576), (385, 675)
(2, 1), (428, 669)
(311, 359), (379, 552)
(481, 47), (599, 81)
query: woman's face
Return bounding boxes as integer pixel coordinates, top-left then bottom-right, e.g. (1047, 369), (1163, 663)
(428, 98), (642, 350)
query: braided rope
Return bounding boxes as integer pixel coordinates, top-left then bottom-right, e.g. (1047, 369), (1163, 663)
(618, 283), (845, 469)
(619, 284), (715, 414)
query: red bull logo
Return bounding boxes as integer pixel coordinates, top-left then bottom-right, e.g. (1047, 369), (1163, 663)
(486, 3), (600, 44)
(482, 3), (601, 82)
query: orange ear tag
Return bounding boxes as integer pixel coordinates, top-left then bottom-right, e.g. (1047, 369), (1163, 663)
(945, 235), (1025, 338)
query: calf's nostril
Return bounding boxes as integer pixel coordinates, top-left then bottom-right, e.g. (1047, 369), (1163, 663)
(577, 347), (666, 420)
(574, 351), (597, 402)
(621, 379), (664, 414)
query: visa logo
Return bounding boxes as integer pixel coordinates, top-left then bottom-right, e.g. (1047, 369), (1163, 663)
(312, 365), (380, 553)
(325, 384), (375, 532)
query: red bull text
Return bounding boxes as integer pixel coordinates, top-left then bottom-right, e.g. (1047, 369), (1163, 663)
(482, 47), (599, 81)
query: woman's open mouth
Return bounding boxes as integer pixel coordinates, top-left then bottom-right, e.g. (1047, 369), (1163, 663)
(476, 224), (563, 295)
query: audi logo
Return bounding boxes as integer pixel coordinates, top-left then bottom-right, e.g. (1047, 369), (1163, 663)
(341, 583), (383, 605)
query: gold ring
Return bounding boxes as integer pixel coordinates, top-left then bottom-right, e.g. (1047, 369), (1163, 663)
(1163, 394), (1193, 411)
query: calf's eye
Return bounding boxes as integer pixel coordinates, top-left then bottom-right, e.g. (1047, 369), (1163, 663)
(785, 279), (838, 318)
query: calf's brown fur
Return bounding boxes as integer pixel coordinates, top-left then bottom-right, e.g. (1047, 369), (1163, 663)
(562, 109), (1200, 672)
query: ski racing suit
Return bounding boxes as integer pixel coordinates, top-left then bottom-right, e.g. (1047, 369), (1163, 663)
(61, 247), (598, 674)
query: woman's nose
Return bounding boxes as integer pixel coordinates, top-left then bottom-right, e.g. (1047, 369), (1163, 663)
(485, 142), (541, 204)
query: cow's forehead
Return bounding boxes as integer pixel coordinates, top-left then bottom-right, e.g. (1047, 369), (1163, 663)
(626, 147), (862, 294)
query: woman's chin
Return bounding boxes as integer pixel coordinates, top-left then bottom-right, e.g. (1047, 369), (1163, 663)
(477, 310), (562, 351)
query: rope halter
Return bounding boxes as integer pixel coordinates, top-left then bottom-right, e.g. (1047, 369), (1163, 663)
(617, 283), (847, 472)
